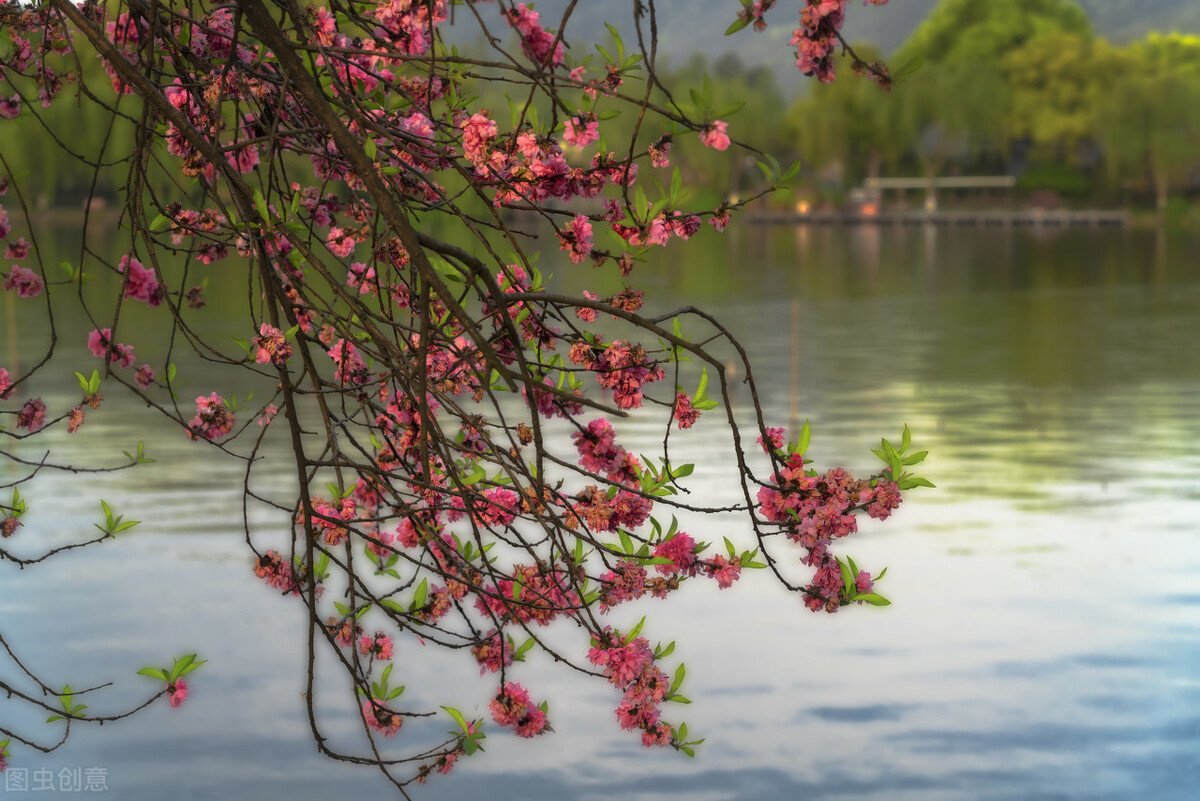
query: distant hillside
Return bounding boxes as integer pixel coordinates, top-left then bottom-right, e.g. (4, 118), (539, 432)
(1078, 0), (1200, 42)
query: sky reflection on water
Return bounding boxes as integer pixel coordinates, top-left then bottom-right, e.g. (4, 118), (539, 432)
(3, 224), (1199, 799)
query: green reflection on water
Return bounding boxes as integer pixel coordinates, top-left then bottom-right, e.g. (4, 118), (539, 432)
(4, 219), (1199, 513)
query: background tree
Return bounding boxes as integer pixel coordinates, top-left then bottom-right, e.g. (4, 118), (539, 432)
(1098, 33), (1200, 210)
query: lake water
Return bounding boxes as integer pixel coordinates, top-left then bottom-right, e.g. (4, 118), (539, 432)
(2, 222), (1199, 799)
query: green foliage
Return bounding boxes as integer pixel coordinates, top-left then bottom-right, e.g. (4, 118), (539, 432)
(895, 0), (1093, 68)
(1015, 162), (1093, 197)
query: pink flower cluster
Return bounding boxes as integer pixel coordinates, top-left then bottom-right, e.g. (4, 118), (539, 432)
(572, 418), (641, 487)
(471, 630), (513, 674)
(253, 323), (292, 367)
(790, 0), (889, 83)
(704, 554), (742, 589)
(588, 633), (673, 747)
(329, 339), (369, 386)
(489, 681), (548, 737)
(598, 559), (648, 611)
(4, 237), (27, 260)
(118, 255), (164, 306)
(297, 495), (357, 546)
(455, 486), (518, 529)
(673, 392), (700, 429)
(524, 376), (584, 420)
(16, 398), (45, 432)
(253, 549), (303, 595)
(475, 563), (578, 628)
(652, 532), (699, 576)
(568, 339), (665, 411)
(562, 115), (599, 149)
(757, 454), (899, 612)
(187, 392), (234, 441)
(573, 485), (652, 534)
(557, 214), (593, 264)
(346, 261), (376, 294)
(610, 209), (702, 249)
(460, 112), (498, 167)
(699, 120), (730, 151)
(363, 700), (403, 737)
(167, 679), (188, 709)
(359, 631), (394, 660)
(87, 328), (135, 368)
(503, 3), (564, 67)
(3, 265), (42, 298)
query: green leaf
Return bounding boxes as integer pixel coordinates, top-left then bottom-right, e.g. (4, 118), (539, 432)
(253, 187), (270, 221)
(837, 557), (855, 594)
(442, 705), (469, 731)
(137, 667), (167, 681)
(365, 136), (377, 161)
(898, 477), (936, 490)
(149, 214), (170, 232)
(412, 578), (429, 610)
(514, 637), (536, 659)
(724, 17), (751, 36)
(901, 424), (912, 452)
(796, 420), (812, 455)
(902, 451), (929, 466)
(670, 663), (686, 694)
(855, 593), (891, 606)
(892, 50), (925, 79)
(618, 529), (634, 555)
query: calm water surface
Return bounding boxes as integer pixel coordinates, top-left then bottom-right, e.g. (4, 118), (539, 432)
(2, 223), (1198, 799)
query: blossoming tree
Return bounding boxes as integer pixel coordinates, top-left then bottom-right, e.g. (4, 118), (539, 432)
(0, 0), (926, 790)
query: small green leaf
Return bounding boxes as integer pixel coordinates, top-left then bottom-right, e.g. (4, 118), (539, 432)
(724, 16), (751, 36)
(796, 420), (812, 456)
(442, 705), (468, 731)
(898, 477), (936, 490)
(670, 662), (686, 694)
(618, 529), (634, 555)
(893, 51), (925, 79)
